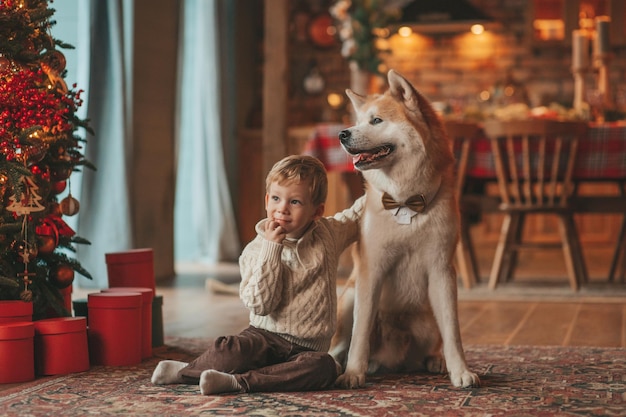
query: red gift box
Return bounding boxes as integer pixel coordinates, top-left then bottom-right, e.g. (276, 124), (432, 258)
(0, 300), (33, 324)
(105, 248), (155, 292)
(0, 322), (35, 383)
(87, 292), (142, 366)
(34, 317), (89, 375)
(102, 287), (153, 359)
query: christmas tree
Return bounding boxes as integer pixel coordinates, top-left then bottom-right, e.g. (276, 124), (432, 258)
(0, 0), (94, 320)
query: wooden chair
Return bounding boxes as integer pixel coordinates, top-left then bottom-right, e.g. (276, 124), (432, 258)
(482, 119), (589, 291)
(444, 120), (482, 289)
(608, 181), (626, 283)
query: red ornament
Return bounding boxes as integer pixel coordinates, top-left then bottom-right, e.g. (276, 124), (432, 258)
(38, 235), (56, 255)
(50, 264), (74, 289)
(51, 181), (66, 194)
(50, 167), (72, 181)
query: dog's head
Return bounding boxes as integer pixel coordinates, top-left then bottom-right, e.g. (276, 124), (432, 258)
(339, 70), (453, 186)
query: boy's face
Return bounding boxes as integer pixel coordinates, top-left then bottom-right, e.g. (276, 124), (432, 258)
(265, 180), (324, 239)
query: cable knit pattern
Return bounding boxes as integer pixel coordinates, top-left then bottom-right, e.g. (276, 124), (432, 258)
(239, 197), (364, 352)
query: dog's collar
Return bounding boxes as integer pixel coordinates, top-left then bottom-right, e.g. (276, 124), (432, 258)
(381, 176), (442, 224)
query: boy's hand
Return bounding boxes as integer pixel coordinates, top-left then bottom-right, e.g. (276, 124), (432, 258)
(265, 219), (286, 243)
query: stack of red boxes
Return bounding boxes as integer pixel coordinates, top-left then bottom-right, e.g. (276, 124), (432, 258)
(104, 248), (163, 348)
(1, 247), (164, 384)
(0, 300), (89, 384)
(0, 301), (34, 384)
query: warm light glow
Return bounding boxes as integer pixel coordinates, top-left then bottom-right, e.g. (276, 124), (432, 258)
(470, 24), (484, 35)
(373, 28), (390, 38)
(479, 90), (491, 101)
(398, 26), (413, 37)
(327, 93), (344, 109)
(533, 19), (564, 40)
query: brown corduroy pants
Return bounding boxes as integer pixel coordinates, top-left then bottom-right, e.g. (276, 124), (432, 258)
(178, 326), (339, 393)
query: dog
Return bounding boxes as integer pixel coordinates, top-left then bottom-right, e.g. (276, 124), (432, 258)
(329, 70), (479, 389)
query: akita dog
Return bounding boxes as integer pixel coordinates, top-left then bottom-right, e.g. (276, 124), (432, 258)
(330, 70), (479, 389)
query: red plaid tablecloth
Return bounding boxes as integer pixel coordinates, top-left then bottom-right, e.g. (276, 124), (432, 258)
(464, 122), (626, 180)
(303, 122), (626, 180)
(303, 123), (355, 172)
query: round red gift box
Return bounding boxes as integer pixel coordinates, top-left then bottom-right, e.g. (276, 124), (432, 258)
(102, 287), (153, 359)
(34, 317), (89, 375)
(87, 292), (142, 366)
(0, 300), (33, 324)
(105, 248), (155, 292)
(0, 322), (35, 383)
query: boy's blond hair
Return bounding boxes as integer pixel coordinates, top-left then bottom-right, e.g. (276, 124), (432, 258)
(266, 155), (328, 206)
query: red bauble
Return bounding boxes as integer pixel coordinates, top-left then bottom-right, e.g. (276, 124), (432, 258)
(51, 181), (66, 194)
(38, 235), (56, 255)
(50, 264), (74, 289)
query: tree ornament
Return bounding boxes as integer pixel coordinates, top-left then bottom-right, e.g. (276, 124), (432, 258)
(51, 180), (66, 195)
(50, 167), (72, 181)
(36, 218), (60, 255)
(43, 50), (67, 73)
(38, 235), (56, 255)
(20, 289), (33, 302)
(23, 142), (50, 165)
(17, 243), (38, 263)
(6, 176), (46, 215)
(60, 194), (80, 216)
(50, 264), (74, 289)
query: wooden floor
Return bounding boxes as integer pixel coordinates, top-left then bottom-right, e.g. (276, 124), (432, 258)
(147, 254), (626, 349)
(154, 284), (626, 349)
(68, 240), (626, 349)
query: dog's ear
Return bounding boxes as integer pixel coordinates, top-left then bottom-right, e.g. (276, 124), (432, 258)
(387, 70), (419, 112)
(346, 89), (367, 111)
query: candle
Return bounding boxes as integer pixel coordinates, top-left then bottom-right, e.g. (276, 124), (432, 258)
(594, 16), (611, 56)
(572, 30), (589, 70)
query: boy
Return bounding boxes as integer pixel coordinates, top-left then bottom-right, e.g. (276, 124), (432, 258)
(152, 155), (363, 394)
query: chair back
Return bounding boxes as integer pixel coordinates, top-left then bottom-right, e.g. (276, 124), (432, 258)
(444, 120), (482, 201)
(482, 119), (588, 210)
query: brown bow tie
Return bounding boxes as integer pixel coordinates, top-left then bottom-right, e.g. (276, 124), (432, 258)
(381, 192), (426, 213)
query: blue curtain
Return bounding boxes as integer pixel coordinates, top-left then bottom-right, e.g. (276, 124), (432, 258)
(74, 0), (134, 288)
(174, 0), (240, 268)
(56, 0), (240, 286)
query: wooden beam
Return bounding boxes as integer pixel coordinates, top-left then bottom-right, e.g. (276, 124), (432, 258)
(262, 0), (288, 177)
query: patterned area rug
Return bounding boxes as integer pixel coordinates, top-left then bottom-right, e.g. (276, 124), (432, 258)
(1, 338), (624, 416)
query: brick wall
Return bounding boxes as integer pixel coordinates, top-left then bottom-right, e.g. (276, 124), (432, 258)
(287, 0), (626, 126)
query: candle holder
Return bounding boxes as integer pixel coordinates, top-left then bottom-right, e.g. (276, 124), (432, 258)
(572, 67), (589, 115)
(593, 52), (613, 109)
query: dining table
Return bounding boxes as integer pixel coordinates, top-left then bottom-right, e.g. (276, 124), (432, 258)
(302, 120), (626, 285)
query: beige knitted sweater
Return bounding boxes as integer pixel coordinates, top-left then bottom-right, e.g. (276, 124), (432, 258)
(238, 198), (363, 352)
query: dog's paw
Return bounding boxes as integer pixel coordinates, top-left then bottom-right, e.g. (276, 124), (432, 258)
(424, 355), (446, 374)
(366, 360), (381, 375)
(450, 369), (480, 388)
(335, 371), (366, 389)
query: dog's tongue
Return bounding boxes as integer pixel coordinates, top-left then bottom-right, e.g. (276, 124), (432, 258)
(353, 154), (364, 165)
(353, 152), (375, 165)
